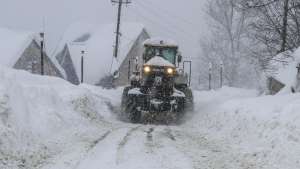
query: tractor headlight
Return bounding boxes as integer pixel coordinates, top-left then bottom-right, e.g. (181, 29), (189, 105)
(144, 66), (151, 73)
(167, 68), (174, 75)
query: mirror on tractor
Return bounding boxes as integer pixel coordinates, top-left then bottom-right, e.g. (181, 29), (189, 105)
(113, 70), (120, 79)
(177, 54), (182, 63)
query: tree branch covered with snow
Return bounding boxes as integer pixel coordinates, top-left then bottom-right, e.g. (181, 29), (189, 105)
(200, 0), (300, 89)
(199, 0), (261, 89)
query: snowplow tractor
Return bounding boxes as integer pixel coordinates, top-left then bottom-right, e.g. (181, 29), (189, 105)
(121, 38), (193, 124)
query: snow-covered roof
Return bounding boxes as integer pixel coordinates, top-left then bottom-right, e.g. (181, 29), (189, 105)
(0, 27), (66, 78)
(49, 54), (67, 78)
(267, 49), (300, 93)
(54, 22), (96, 55)
(143, 37), (178, 48)
(0, 27), (35, 67)
(145, 56), (175, 67)
(58, 22), (147, 84)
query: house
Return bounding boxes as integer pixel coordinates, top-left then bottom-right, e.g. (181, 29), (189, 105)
(0, 27), (64, 78)
(266, 49), (300, 94)
(266, 76), (286, 95)
(55, 22), (150, 87)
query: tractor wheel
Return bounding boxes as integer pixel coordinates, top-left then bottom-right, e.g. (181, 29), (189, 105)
(183, 87), (194, 112)
(121, 86), (141, 123)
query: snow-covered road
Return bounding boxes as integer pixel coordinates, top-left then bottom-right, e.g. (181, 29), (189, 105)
(42, 117), (229, 169)
(40, 86), (264, 169)
(1, 66), (300, 169)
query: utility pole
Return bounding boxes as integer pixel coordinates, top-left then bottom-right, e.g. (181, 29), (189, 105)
(111, 0), (131, 59)
(40, 32), (45, 75)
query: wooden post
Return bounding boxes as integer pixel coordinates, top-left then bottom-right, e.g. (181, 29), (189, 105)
(220, 61), (223, 88)
(209, 62), (212, 90)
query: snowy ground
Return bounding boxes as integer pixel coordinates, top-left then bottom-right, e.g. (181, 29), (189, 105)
(1, 66), (300, 169)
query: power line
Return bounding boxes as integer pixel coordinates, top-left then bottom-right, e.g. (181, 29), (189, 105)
(134, 0), (197, 39)
(142, 0), (200, 28)
(127, 8), (175, 36)
(128, 4), (195, 42)
(127, 8), (192, 42)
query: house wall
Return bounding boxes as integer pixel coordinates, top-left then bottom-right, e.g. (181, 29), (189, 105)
(113, 29), (150, 86)
(55, 45), (80, 85)
(14, 40), (63, 78)
(267, 77), (286, 95)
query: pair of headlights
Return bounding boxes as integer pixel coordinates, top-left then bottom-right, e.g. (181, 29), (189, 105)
(143, 66), (175, 75)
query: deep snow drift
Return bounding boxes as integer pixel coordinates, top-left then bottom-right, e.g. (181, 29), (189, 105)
(0, 66), (114, 169)
(185, 87), (300, 169)
(1, 66), (300, 169)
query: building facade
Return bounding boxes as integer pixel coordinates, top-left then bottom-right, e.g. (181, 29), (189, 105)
(14, 40), (63, 78)
(55, 23), (150, 87)
(112, 29), (150, 86)
(55, 45), (80, 84)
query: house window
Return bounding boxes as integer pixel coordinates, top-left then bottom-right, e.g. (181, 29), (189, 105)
(31, 58), (38, 74)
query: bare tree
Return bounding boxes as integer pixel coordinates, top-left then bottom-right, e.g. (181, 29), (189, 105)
(199, 0), (260, 88)
(242, 0), (300, 60)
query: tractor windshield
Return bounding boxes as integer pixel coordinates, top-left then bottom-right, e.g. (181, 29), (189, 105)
(145, 47), (177, 64)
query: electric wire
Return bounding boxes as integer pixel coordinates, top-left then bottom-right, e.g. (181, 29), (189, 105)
(127, 5), (194, 43)
(134, 0), (196, 39)
(142, 0), (200, 28)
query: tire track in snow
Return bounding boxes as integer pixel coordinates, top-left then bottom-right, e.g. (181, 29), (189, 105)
(72, 130), (112, 169)
(117, 126), (141, 150)
(144, 127), (156, 153)
(170, 129), (227, 169)
(116, 125), (141, 164)
(146, 126), (195, 169)
(147, 126), (218, 169)
(146, 127), (154, 142)
(88, 131), (111, 150)
(162, 126), (176, 141)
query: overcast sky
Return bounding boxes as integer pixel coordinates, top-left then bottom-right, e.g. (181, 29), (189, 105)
(0, 0), (208, 58)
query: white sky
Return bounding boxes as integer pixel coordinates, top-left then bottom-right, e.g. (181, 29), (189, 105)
(0, 0), (208, 59)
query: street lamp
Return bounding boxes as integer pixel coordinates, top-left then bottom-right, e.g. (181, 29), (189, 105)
(81, 50), (85, 83)
(209, 62), (212, 90)
(69, 42), (86, 84)
(40, 32), (45, 75)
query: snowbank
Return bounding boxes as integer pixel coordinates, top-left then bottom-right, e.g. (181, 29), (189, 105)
(267, 48), (300, 94)
(185, 87), (300, 169)
(0, 66), (112, 169)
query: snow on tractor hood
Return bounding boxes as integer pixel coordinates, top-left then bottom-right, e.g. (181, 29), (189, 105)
(144, 56), (175, 67)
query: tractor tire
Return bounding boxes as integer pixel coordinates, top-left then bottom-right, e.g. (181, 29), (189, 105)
(183, 87), (194, 112)
(121, 86), (141, 123)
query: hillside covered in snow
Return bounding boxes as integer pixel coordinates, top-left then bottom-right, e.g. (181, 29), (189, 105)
(1, 66), (300, 169)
